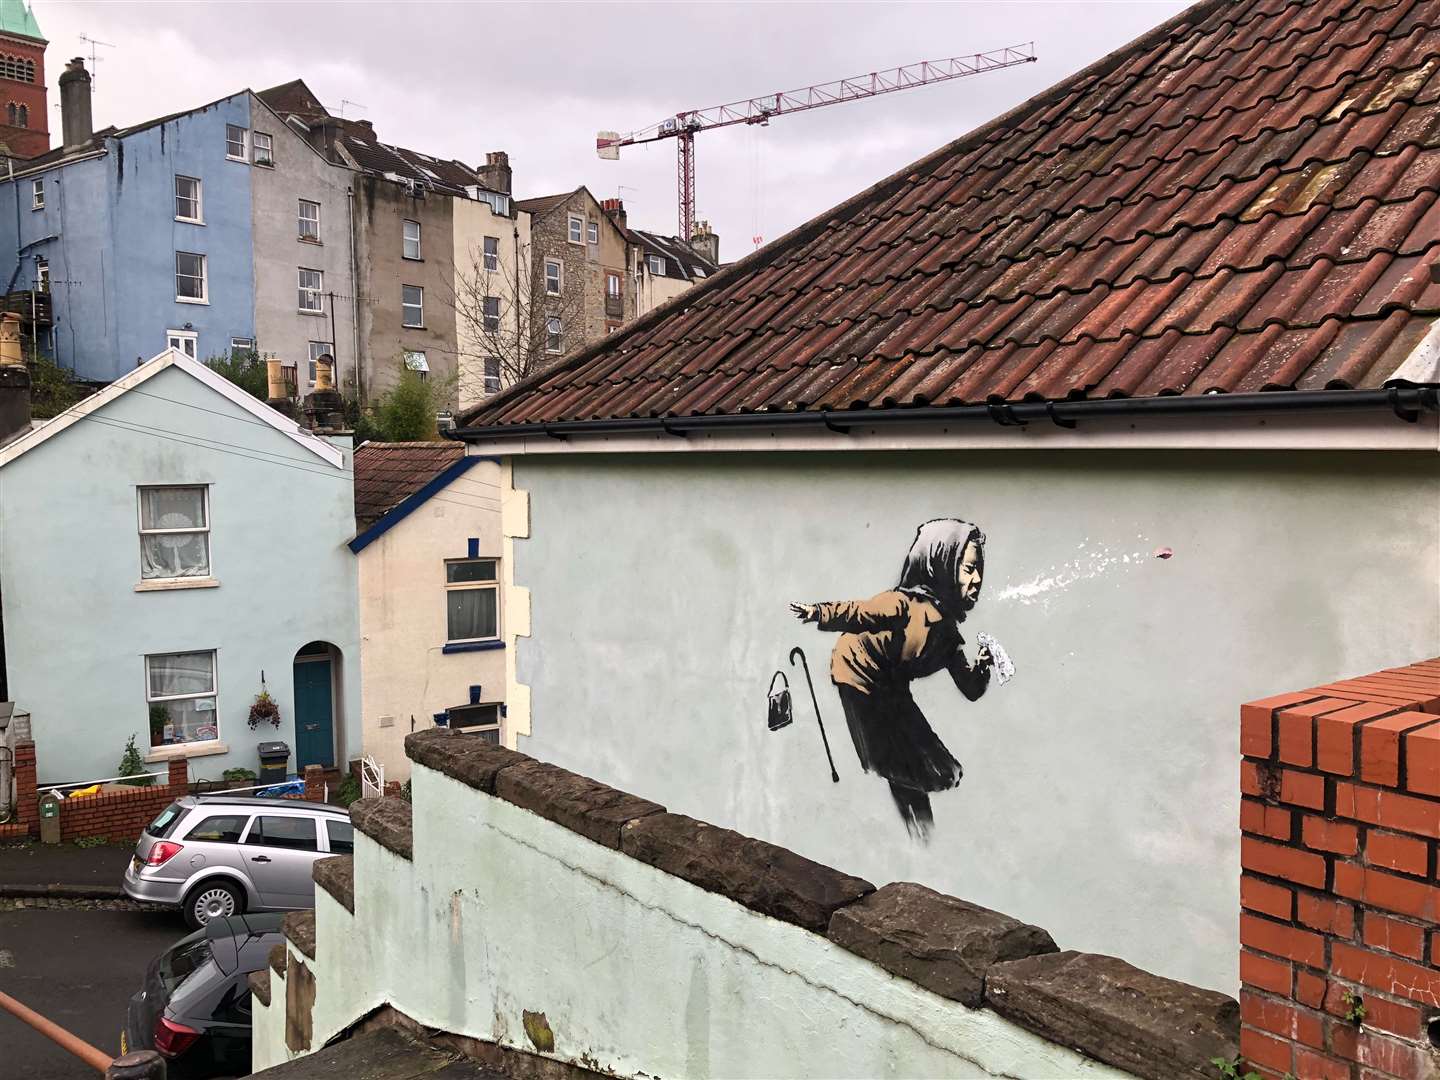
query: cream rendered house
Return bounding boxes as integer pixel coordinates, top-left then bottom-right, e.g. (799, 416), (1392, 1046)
(350, 441), (505, 780)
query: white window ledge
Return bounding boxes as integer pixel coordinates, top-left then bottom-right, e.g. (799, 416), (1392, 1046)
(135, 577), (220, 592)
(145, 740), (228, 763)
(175, 296), (209, 306)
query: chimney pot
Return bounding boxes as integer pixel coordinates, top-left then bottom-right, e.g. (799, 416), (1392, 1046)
(58, 58), (93, 152)
(0, 313), (30, 447)
(689, 220), (719, 266)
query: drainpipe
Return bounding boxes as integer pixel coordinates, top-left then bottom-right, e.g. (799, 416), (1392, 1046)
(347, 186), (362, 404)
(512, 221), (521, 375)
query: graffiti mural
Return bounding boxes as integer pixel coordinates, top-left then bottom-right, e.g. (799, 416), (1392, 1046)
(786, 518), (1013, 839)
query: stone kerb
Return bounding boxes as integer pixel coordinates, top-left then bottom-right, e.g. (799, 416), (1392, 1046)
(403, 728), (1239, 1078)
(1239, 657), (1440, 1080)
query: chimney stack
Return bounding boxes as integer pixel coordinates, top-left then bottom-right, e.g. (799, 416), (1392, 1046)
(601, 197), (627, 231)
(690, 220), (719, 266)
(479, 151), (512, 195)
(0, 313), (31, 448)
(302, 355), (345, 432)
(58, 58), (93, 152)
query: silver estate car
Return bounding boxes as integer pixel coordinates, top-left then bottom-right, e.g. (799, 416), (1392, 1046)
(123, 796), (354, 929)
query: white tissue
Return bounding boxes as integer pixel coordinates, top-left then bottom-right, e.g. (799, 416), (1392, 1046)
(976, 631), (1015, 686)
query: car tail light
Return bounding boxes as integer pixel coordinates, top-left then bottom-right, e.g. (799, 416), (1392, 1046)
(153, 1015), (201, 1058)
(145, 841), (184, 867)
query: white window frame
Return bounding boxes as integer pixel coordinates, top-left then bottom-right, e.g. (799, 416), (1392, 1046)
(166, 329), (198, 359)
(567, 215), (583, 245)
(137, 484), (211, 580)
(252, 131), (274, 167)
(297, 267), (323, 314)
(444, 557), (500, 644)
(174, 175), (203, 224)
(545, 316), (562, 354)
(308, 340), (333, 384)
(225, 124), (248, 161)
(647, 254), (665, 276)
(404, 350), (429, 381)
(402, 284), (424, 328)
(230, 336), (255, 355)
(586, 220), (599, 245)
(544, 258), (562, 295)
(482, 295), (500, 332)
(606, 272), (621, 299)
(29, 177), (42, 209)
(482, 235), (499, 272)
(144, 649), (219, 748)
(33, 256), (47, 293)
(402, 219), (421, 260)
(482, 355), (501, 396)
(298, 199), (320, 242)
(175, 251), (208, 304)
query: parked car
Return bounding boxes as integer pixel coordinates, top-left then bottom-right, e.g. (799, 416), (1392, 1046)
(121, 912), (283, 1079)
(123, 795), (353, 928)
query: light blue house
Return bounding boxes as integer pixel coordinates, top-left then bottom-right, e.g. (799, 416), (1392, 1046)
(0, 348), (360, 785)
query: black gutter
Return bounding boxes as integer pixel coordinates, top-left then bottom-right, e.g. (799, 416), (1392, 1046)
(449, 384), (1440, 442)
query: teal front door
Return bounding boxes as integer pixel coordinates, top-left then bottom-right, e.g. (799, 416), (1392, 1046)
(293, 659), (334, 769)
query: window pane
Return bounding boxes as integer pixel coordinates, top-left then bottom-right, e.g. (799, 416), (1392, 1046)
(245, 816), (317, 852)
(186, 815), (248, 844)
(327, 820), (354, 855)
(253, 132), (273, 164)
(175, 177), (199, 220)
(149, 695), (218, 746)
(587, 222), (598, 244)
(176, 253), (205, 299)
(226, 124), (245, 157)
(141, 486), (205, 530)
(483, 236), (498, 270)
(447, 587), (497, 641)
(403, 220), (421, 259)
(147, 651), (215, 697)
(141, 532), (210, 578)
(447, 559), (496, 583)
(299, 200), (319, 238)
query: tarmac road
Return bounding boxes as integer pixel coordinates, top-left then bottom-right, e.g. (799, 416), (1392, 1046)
(0, 905), (185, 1079)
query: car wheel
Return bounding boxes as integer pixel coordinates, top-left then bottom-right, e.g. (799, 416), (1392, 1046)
(183, 880), (244, 930)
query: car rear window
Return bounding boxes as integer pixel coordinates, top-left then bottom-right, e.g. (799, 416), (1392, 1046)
(245, 815), (317, 851)
(146, 803), (184, 839)
(326, 819), (354, 855)
(159, 938), (212, 994)
(185, 814), (249, 844)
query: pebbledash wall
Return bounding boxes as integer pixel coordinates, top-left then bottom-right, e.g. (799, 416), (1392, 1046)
(501, 448), (1440, 996)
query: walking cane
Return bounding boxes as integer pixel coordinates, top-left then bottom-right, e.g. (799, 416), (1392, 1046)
(790, 646), (839, 783)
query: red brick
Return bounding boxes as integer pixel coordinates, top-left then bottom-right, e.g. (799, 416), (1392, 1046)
(1242, 836), (1327, 889)
(1297, 893), (1353, 937)
(1356, 1029), (1424, 1076)
(1361, 867), (1440, 921)
(1241, 759), (1264, 797)
(1332, 942), (1440, 1005)
(1349, 993), (1422, 1040)
(1335, 782), (1440, 838)
(1280, 769), (1325, 810)
(1276, 699), (1355, 766)
(1301, 815), (1357, 855)
(1241, 875), (1293, 920)
(1242, 799), (1293, 841)
(1361, 711), (1439, 787)
(1365, 830), (1428, 876)
(1240, 990), (1324, 1049)
(1362, 912), (1425, 961)
(1404, 724), (1440, 797)
(1293, 1047), (1349, 1080)
(1241, 949), (1293, 995)
(1317, 702), (1397, 775)
(1295, 969), (1326, 1008)
(1240, 1026), (1292, 1074)
(1243, 692), (1326, 758)
(1241, 913), (1325, 967)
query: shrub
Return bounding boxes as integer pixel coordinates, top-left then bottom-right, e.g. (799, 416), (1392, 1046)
(205, 349), (268, 401)
(117, 734), (153, 788)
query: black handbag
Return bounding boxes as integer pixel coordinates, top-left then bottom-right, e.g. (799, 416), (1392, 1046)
(767, 670), (793, 731)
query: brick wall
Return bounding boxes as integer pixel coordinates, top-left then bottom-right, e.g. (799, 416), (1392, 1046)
(0, 740), (38, 838)
(1240, 658), (1440, 1079)
(56, 758), (189, 843)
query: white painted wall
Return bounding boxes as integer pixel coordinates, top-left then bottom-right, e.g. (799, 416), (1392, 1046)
(252, 763), (1135, 1078)
(355, 460), (507, 779)
(503, 448), (1440, 995)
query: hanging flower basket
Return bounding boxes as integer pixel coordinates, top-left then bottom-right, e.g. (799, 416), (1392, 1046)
(248, 690), (281, 730)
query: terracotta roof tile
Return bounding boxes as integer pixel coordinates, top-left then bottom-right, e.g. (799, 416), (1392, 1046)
(463, 0), (1440, 428)
(353, 441), (464, 531)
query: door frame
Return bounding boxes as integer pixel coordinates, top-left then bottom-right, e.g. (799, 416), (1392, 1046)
(292, 652), (336, 770)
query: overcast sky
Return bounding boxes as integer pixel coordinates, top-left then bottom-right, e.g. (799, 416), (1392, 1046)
(38, 1), (1189, 260)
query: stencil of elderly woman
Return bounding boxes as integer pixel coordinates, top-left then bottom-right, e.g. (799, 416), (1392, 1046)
(791, 518), (992, 839)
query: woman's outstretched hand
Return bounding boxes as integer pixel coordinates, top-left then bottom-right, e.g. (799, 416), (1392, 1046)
(975, 644), (994, 670)
(790, 603), (817, 623)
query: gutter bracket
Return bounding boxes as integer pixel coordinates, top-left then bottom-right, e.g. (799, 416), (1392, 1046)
(542, 426), (569, 441)
(1387, 385), (1421, 423)
(822, 413), (850, 434)
(986, 401), (1027, 427)
(1045, 402), (1077, 429)
(659, 418), (688, 439)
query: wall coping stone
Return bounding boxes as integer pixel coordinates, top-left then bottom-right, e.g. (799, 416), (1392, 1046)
(249, 967), (272, 1008)
(493, 759), (664, 850)
(313, 855), (355, 914)
(620, 811), (875, 933)
(405, 729), (532, 794)
(827, 881), (1058, 1007)
(269, 941), (287, 977)
(351, 797), (413, 861)
(984, 950), (1240, 1080)
(282, 909), (317, 961)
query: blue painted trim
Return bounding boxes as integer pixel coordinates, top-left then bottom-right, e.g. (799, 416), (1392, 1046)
(442, 640), (506, 655)
(349, 455), (487, 554)
(467, 537), (479, 558)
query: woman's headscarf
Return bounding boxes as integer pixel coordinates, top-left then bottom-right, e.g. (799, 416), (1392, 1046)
(896, 518), (986, 619)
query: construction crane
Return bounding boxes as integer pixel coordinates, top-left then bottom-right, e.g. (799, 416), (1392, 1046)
(597, 44), (1037, 243)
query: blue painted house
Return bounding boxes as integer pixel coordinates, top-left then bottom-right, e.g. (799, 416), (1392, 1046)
(0, 348), (360, 785)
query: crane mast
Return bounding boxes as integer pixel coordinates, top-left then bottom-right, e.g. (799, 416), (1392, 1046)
(598, 44), (1037, 243)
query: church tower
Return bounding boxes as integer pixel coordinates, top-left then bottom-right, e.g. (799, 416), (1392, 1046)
(0, 1), (47, 159)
